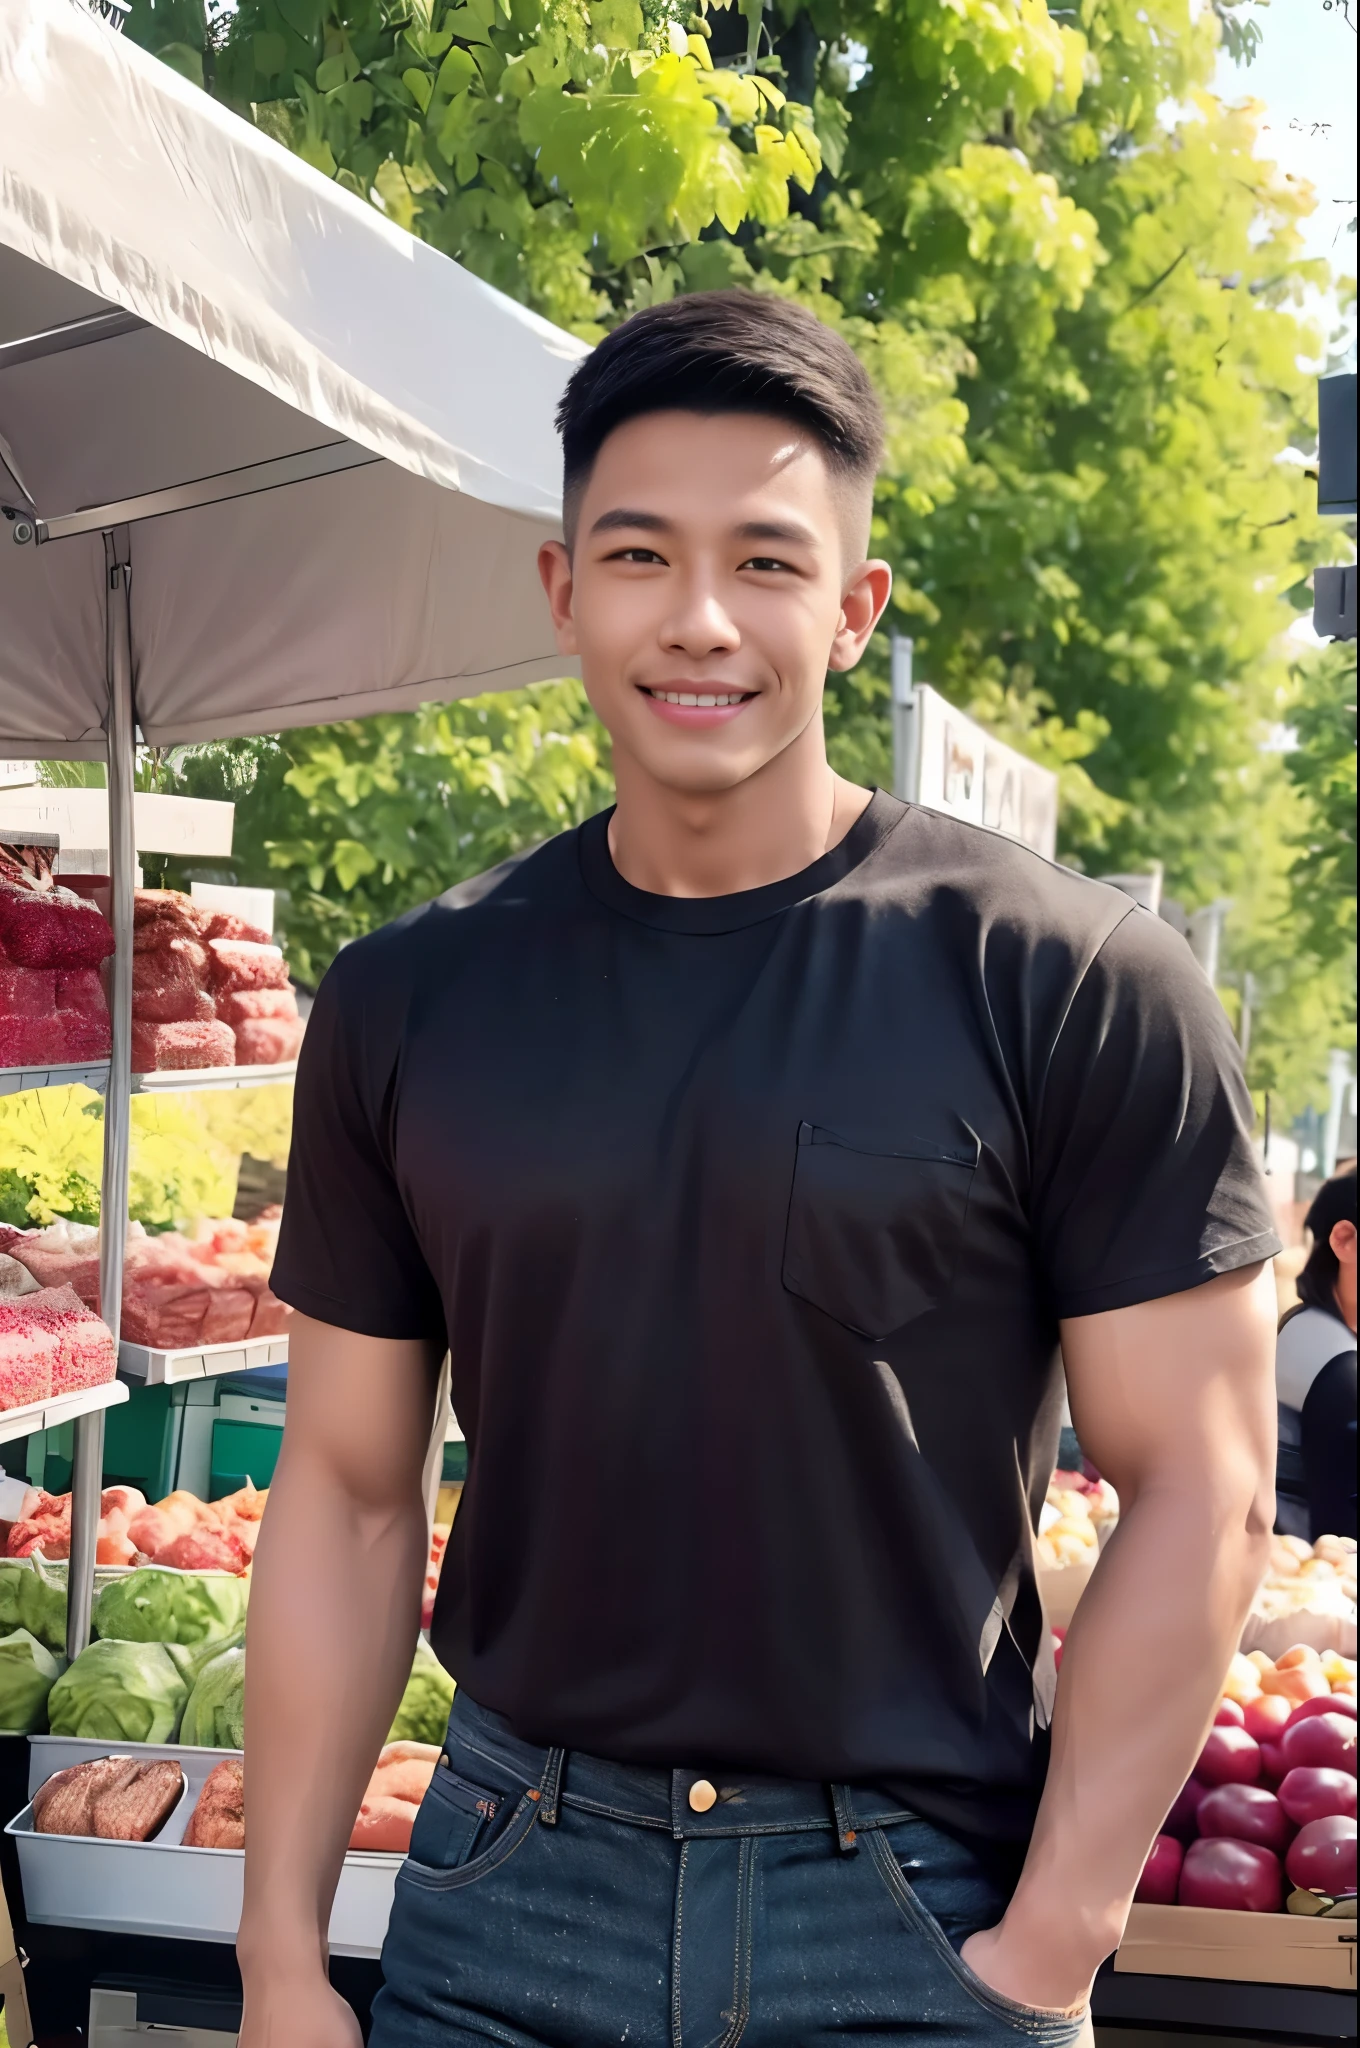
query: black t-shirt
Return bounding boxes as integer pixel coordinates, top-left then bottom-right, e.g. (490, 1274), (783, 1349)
(272, 791), (1279, 1837)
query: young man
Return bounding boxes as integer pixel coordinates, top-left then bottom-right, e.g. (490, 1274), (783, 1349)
(238, 293), (1279, 2048)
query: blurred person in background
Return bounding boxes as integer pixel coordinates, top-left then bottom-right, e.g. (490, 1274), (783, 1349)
(1276, 1162), (1357, 1541)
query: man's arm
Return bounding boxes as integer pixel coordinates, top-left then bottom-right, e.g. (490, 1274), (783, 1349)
(962, 1261), (1277, 2010)
(237, 1313), (443, 2048)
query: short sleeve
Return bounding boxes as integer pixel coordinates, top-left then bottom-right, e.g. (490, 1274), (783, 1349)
(270, 946), (447, 1342)
(1031, 906), (1280, 1319)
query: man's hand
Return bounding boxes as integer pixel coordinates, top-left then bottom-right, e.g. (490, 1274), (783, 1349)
(237, 1966), (363, 2048)
(236, 1315), (442, 2043)
(963, 1263), (1277, 2005)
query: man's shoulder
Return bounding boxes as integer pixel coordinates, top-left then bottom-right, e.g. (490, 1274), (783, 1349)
(328, 824), (585, 983)
(868, 799), (1141, 958)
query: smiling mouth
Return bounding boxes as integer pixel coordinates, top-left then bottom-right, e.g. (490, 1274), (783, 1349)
(641, 688), (756, 707)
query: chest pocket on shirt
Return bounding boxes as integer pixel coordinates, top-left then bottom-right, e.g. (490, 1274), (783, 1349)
(781, 1121), (979, 1339)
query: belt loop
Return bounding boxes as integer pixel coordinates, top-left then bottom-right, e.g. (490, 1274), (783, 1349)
(537, 1745), (566, 1826)
(829, 1783), (858, 1853)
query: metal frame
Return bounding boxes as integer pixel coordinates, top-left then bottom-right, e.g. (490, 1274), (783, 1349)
(15, 442), (379, 545)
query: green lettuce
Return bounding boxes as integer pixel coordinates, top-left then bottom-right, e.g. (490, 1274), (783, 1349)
(0, 1628), (63, 1733)
(179, 1639), (246, 1749)
(387, 1636), (455, 1746)
(95, 1567), (248, 1649)
(47, 1638), (189, 1742)
(0, 1557), (67, 1656)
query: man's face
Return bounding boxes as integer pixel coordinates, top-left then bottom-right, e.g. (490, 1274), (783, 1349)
(538, 410), (890, 794)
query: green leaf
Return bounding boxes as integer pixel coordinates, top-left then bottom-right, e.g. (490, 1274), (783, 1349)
(331, 839), (381, 890)
(155, 40), (204, 87)
(402, 66), (434, 112)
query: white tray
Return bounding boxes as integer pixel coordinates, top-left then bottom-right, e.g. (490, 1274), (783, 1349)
(119, 1335), (289, 1386)
(131, 1061), (297, 1094)
(0, 1058), (110, 1097)
(0, 1376), (128, 1448)
(14, 1736), (398, 1957)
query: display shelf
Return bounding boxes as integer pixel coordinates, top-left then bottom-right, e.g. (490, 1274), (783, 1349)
(1092, 1956), (1356, 2039)
(131, 1060), (297, 1094)
(13, 1737), (397, 1958)
(119, 1335), (289, 1387)
(0, 1059), (110, 1098)
(0, 1378), (128, 1448)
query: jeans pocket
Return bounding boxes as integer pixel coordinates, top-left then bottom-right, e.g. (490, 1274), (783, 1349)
(866, 1829), (1088, 2045)
(403, 1762), (534, 1885)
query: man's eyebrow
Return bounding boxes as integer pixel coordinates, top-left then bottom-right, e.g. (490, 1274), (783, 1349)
(733, 518), (819, 549)
(589, 508), (672, 538)
(587, 510), (820, 548)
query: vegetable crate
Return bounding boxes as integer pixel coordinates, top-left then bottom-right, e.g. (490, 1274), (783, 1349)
(1117, 1903), (1356, 1990)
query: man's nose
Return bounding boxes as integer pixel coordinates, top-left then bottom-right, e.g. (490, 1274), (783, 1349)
(660, 577), (741, 657)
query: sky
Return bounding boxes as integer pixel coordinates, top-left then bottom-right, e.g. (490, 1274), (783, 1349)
(1215, 0), (1358, 297)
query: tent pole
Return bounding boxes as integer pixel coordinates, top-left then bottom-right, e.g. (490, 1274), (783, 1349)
(65, 526), (135, 1661)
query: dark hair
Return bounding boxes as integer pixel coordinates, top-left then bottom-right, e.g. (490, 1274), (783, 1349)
(1295, 1162), (1358, 1316)
(555, 291), (884, 543)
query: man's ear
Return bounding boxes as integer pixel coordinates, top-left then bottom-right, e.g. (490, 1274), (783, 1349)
(538, 539), (579, 657)
(828, 560), (893, 672)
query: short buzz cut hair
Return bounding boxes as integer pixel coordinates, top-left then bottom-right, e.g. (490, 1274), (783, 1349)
(556, 290), (885, 554)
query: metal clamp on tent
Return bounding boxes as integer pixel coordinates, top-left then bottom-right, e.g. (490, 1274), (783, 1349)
(0, 0), (586, 1660)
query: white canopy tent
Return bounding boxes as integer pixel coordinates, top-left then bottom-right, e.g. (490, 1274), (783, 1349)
(0, 0), (587, 1652)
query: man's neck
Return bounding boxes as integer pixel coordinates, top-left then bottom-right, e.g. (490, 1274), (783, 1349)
(606, 720), (873, 899)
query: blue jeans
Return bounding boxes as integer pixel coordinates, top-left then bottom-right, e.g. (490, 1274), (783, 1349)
(370, 1692), (1087, 2048)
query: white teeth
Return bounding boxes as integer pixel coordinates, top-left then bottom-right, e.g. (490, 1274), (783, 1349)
(650, 690), (746, 707)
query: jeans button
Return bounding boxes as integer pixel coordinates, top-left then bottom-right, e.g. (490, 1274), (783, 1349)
(688, 1779), (717, 1813)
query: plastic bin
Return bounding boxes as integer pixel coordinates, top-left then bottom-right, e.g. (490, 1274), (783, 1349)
(12, 1736), (399, 1956)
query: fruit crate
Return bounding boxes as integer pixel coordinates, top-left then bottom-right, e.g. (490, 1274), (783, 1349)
(1116, 1902), (1356, 1989)
(11, 1737), (400, 1956)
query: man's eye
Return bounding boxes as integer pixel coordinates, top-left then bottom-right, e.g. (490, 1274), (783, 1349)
(609, 547), (666, 564)
(741, 556), (793, 574)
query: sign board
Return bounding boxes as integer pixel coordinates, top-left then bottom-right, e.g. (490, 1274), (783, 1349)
(0, 760), (38, 789)
(912, 683), (1058, 861)
(0, 787), (234, 857)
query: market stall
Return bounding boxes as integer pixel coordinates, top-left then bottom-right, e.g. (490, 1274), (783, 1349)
(0, 0), (581, 2028)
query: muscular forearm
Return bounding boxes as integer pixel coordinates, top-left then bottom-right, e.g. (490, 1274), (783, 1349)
(238, 1435), (429, 1978)
(999, 1483), (1269, 1990)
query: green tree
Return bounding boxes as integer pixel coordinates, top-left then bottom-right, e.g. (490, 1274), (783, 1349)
(124, 0), (1353, 1115)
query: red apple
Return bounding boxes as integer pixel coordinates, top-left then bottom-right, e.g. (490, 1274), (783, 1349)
(1196, 1725), (1263, 1787)
(1214, 1699), (1246, 1728)
(1163, 1777), (1209, 1841)
(1196, 1783), (1290, 1854)
(1277, 1767), (1358, 1827)
(1178, 1837), (1283, 1911)
(1135, 1834), (1184, 1904)
(1279, 1712), (1357, 1778)
(1286, 1693), (1357, 1729)
(1286, 1814), (1357, 1896)
(1260, 1740), (1286, 1786)
(1242, 1693), (1294, 1745)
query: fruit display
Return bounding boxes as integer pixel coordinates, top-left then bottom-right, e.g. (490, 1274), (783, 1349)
(0, 879), (114, 1068)
(4, 1482), (265, 1571)
(0, 1281), (117, 1411)
(1244, 1535), (1357, 1656)
(132, 890), (302, 1071)
(1036, 1467), (1119, 1569)
(0, 1211), (291, 1351)
(1137, 1643), (1357, 1915)
(421, 1525), (449, 1632)
(33, 1756), (184, 1841)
